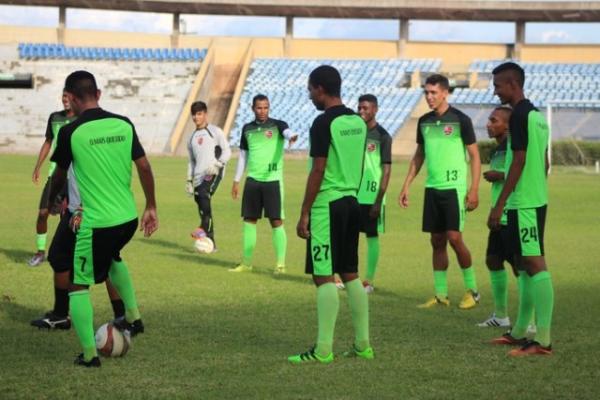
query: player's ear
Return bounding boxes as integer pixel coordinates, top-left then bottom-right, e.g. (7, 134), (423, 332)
(96, 89), (102, 101)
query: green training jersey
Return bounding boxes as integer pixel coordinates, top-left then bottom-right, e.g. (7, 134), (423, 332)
(489, 139), (508, 225)
(239, 118), (289, 182)
(45, 110), (76, 177)
(358, 124), (392, 205)
(505, 99), (549, 209)
(310, 105), (367, 207)
(51, 108), (146, 228)
(417, 106), (476, 191)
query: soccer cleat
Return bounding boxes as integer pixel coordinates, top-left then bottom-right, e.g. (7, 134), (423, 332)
(30, 311), (71, 330)
(334, 277), (345, 290)
(458, 290), (481, 310)
(229, 264), (253, 272)
(362, 281), (374, 294)
(343, 345), (375, 360)
(113, 318), (144, 337)
(417, 296), (450, 308)
(508, 340), (552, 357)
(477, 313), (511, 328)
(28, 251), (45, 267)
(274, 265), (286, 274)
(74, 353), (101, 368)
(287, 347), (334, 365)
(490, 331), (529, 346)
(190, 227), (207, 239)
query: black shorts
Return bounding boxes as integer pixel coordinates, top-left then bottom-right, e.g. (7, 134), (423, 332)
(359, 204), (385, 238)
(48, 210), (76, 273)
(72, 218), (138, 285)
(241, 177), (283, 220)
(305, 196), (360, 276)
(486, 225), (514, 265)
(194, 169), (223, 201)
(422, 187), (465, 233)
(39, 177), (67, 211)
(507, 205), (547, 257)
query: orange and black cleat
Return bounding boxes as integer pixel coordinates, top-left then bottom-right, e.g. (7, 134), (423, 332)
(490, 332), (529, 346)
(508, 340), (552, 357)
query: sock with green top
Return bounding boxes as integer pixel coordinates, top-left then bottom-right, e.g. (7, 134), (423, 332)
(489, 269), (508, 318)
(511, 271), (535, 339)
(531, 271), (554, 347)
(365, 237), (380, 282)
(434, 270), (448, 298)
(461, 266), (478, 292)
(315, 282), (339, 357)
(242, 222), (257, 266)
(69, 290), (97, 361)
(271, 226), (287, 267)
(36, 233), (47, 252)
(345, 278), (370, 351)
(108, 260), (141, 322)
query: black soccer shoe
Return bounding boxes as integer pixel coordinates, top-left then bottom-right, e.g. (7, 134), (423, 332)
(113, 318), (145, 337)
(30, 311), (71, 330)
(74, 353), (101, 368)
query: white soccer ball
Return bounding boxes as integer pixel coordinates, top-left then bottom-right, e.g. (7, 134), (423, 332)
(194, 237), (214, 254)
(95, 322), (131, 357)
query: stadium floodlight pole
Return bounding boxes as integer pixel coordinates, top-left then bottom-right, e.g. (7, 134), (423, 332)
(546, 102), (553, 174)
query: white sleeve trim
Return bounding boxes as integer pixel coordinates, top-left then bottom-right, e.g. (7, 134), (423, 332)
(282, 128), (296, 140)
(234, 149), (247, 182)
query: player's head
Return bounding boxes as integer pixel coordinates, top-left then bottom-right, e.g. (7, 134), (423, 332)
(190, 101), (208, 128)
(252, 94), (269, 122)
(492, 62), (525, 105)
(424, 74), (450, 112)
(63, 70), (100, 115)
(358, 94), (378, 125)
(61, 89), (71, 112)
(487, 106), (512, 141)
(308, 65), (341, 111)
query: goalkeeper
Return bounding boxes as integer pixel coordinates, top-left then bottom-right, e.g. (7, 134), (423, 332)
(186, 101), (231, 250)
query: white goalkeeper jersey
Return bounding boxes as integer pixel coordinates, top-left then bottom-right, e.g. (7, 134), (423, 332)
(187, 124), (231, 187)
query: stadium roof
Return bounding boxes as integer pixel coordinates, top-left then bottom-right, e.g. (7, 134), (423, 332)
(2, 0), (600, 22)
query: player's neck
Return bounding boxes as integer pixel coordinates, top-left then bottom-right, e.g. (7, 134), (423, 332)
(434, 102), (449, 116)
(323, 97), (343, 110)
(510, 93), (525, 107)
(495, 134), (507, 144)
(195, 124), (208, 130)
(367, 119), (377, 130)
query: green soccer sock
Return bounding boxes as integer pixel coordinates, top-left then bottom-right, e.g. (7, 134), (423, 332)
(345, 279), (370, 351)
(489, 269), (509, 318)
(69, 290), (97, 361)
(365, 237), (380, 282)
(461, 266), (478, 292)
(433, 270), (448, 298)
(108, 260), (141, 322)
(271, 226), (287, 267)
(531, 271), (554, 347)
(36, 233), (47, 252)
(511, 271), (535, 339)
(242, 222), (257, 266)
(315, 282), (339, 357)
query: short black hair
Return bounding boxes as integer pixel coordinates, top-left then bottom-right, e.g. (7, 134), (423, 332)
(64, 70), (98, 100)
(358, 94), (378, 106)
(309, 65), (341, 97)
(492, 62), (525, 88)
(425, 74), (450, 90)
(252, 94), (269, 107)
(190, 101), (207, 114)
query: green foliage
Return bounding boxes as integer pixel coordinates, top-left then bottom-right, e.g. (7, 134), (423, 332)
(1, 155), (600, 399)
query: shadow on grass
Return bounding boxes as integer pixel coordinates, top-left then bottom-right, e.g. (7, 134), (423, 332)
(0, 298), (45, 325)
(0, 247), (33, 263)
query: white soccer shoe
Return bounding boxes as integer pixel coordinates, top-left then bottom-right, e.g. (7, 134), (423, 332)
(477, 313), (511, 327)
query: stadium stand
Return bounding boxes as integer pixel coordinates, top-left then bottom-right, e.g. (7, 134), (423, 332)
(0, 44), (205, 153)
(229, 58), (441, 150)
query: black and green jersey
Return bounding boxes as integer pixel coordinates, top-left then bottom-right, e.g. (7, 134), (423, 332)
(417, 106), (476, 191)
(51, 108), (145, 228)
(45, 110), (76, 176)
(239, 118), (289, 182)
(490, 139), (508, 225)
(357, 124), (392, 205)
(505, 99), (549, 209)
(310, 105), (367, 207)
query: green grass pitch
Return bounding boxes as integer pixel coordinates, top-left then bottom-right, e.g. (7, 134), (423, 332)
(1, 154), (599, 399)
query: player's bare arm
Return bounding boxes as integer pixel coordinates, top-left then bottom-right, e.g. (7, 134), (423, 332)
(32, 139), (52, 184)
(465, 142), (481, 211)
(483, 170), (504, 182)
(399, 144), (424, 208)
(297, 157), (326, 239)
(135, 156), (158, 237)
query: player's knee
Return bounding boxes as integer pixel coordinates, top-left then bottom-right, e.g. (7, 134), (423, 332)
(446, 233), (464, 249)
(486, 255), (503, 271)
(270, 219), (283, 228)
(430, 235), (447, 249)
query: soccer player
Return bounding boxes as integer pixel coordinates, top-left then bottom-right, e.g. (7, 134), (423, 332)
(356, 94), (392, 293)
(477, 106), (515, 327)
(289, 65), (372, 364)
(230, 94), (297, 273)
(30, 165), (126, 329)
(28, 91), (76, 266)
(48, 70), (158, 367)
(186, 101), (231, 249)
(398, 74), (481, 309)
(488, 62), (553, 356)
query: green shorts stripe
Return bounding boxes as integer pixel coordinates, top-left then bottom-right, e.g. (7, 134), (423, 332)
(308, 205), (333, 276)
(73, 226), (95, 285)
